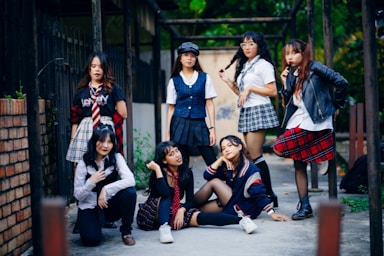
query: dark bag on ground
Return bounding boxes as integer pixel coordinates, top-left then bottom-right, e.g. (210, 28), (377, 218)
(339, 154), (368, 193)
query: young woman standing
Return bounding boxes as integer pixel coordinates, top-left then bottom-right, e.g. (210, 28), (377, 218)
(219, 32), (280, 207)
(273, 39), (347, 220)
(166, 42), (217, 169)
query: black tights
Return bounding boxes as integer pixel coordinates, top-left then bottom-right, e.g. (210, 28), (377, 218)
(294, 160), (309, 198)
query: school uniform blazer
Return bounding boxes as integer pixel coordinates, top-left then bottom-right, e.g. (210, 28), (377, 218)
(204, 158), (271, 219)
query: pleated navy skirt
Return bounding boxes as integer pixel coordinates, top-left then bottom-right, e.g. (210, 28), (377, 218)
(170, 115), (210, 147)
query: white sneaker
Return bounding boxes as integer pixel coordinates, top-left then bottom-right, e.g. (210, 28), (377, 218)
(312, 161), (329, 175)
(239, 216), (258, 234)
(159, 223), (174, 243)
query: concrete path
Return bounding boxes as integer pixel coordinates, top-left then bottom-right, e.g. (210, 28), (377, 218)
(62, 154), (376, 255)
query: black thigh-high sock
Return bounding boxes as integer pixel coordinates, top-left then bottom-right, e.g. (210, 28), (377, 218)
(196, 212), (241, 226)
(253, 156), (274, 196)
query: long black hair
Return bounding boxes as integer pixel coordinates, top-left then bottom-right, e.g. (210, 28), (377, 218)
(152, 141), (192, 189)
(83, 123), (117, 170)
(223, 32), (275, 81)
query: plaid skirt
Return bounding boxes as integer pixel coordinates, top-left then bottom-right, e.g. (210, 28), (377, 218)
(170, 116), (210, 147)
(238, 104), (279, 133)
(136, 197), (198, 231)
(66, 116), (113, 163)
(272, 127), (334, 163)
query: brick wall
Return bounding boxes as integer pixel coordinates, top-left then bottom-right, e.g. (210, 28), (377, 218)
(0, 99), (57, 256)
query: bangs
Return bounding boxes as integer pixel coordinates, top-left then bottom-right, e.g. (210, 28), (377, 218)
(285, 43), (301, 54)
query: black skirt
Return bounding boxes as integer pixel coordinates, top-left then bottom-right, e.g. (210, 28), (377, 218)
(170, 115), (210, 147)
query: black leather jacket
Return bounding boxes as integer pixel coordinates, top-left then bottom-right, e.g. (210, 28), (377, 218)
(280, 61), (348, 128)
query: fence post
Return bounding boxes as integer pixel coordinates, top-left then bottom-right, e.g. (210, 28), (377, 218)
(317, 200), (342, 256)
(41, 198), (69, 256)
(349, 103), (365, 169)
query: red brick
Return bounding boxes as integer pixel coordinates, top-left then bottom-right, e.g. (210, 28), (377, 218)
(0, 116), (6, 128)
(21, 116), (28, 126)
(17, 150), (27, 162)
(6, 190), (16, 202)
(0, 244), (7, 256)
(13, 139), (22, 150)
(15, 187), (23, 199)
(22, 160), (29, 171)
(0, 128), (9, 140)
(0, 153), (10, 166)
(12, 116), (23, 126)
(14, 162), (23, 174)
(10, 176), (20, 188)
(0, 141), (4, 152)
(20, 197), (29, 209)
(9, 151), (18, 164)
(11, 200), (20, 213)
(20, 220), (29, 233)
(0, 217), (7, 232)
(0, 231), (4, 245)
(14, 99), (27, 115)
(25, 229), (32, 240)
(21, 138), (29, 149)
(21, 127), (27, 137)
(3, 228), (13, 242)
(1, 178), (10, 191)
(7, 237), (17, 252)
(23, 184), (31, 196)
(11, 223), (21, 235)
(7, 214), (16, 226)
(24, 207), (31, 218)
(8, 128), (17, 139)
(16, 210), (24, 222)
(0, 166), (5, 178)
(19, 173), (29, 186)
(2, 204), (11, 217)
(5, 165), (15, 176)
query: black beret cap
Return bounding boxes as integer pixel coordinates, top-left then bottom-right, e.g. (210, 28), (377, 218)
(177, 42), (199, 56)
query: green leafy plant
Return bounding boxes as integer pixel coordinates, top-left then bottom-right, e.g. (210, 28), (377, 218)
(3, 81), (26, 99)
(15, 82), (26, 99)
(340, 195), (369, 212)
(340, 185), (384, 212)
(133, 129), (154, 190)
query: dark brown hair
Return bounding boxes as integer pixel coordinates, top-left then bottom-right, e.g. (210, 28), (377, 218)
(282, 39), (312, 95)
(77, 51), (115, 94)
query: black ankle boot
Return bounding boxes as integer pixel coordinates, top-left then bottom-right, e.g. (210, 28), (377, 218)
(291, 197), (313, 220)
(268, 194), (278, 208)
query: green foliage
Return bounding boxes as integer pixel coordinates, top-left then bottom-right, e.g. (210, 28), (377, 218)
(340, 195), (369, 212)
(4, 82), (26, 99)
(340, 185), (384, 212)
(133, 129), (154, 190)
(190, 0), (206, 17)
(15, 84), (26, 99)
